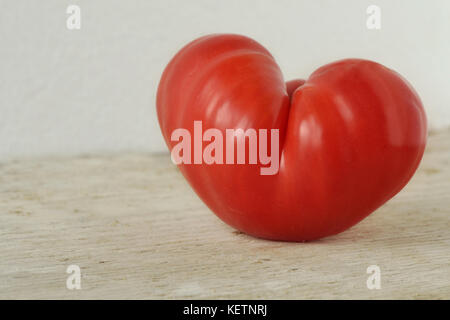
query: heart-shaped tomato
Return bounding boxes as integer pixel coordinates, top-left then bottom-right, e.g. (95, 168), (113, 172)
(156, 34), (427, 241)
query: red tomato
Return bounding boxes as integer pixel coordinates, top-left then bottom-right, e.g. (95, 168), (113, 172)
(157, 34), (427, 241)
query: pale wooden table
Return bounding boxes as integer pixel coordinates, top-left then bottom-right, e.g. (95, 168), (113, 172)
(0, 129), (449, 300)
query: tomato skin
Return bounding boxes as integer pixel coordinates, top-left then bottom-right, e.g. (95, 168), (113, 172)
(157, 34), (427, 241)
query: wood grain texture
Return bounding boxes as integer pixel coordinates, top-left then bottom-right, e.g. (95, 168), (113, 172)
(0, 129), (449, 300)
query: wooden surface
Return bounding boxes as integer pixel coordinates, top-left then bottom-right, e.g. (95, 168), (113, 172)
(0, 129), (449, 300)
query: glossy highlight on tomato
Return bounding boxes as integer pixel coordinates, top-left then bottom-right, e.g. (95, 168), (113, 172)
(156, 34), (427, 241)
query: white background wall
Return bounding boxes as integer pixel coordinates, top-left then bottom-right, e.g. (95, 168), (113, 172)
(1, 0), (449, 160)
